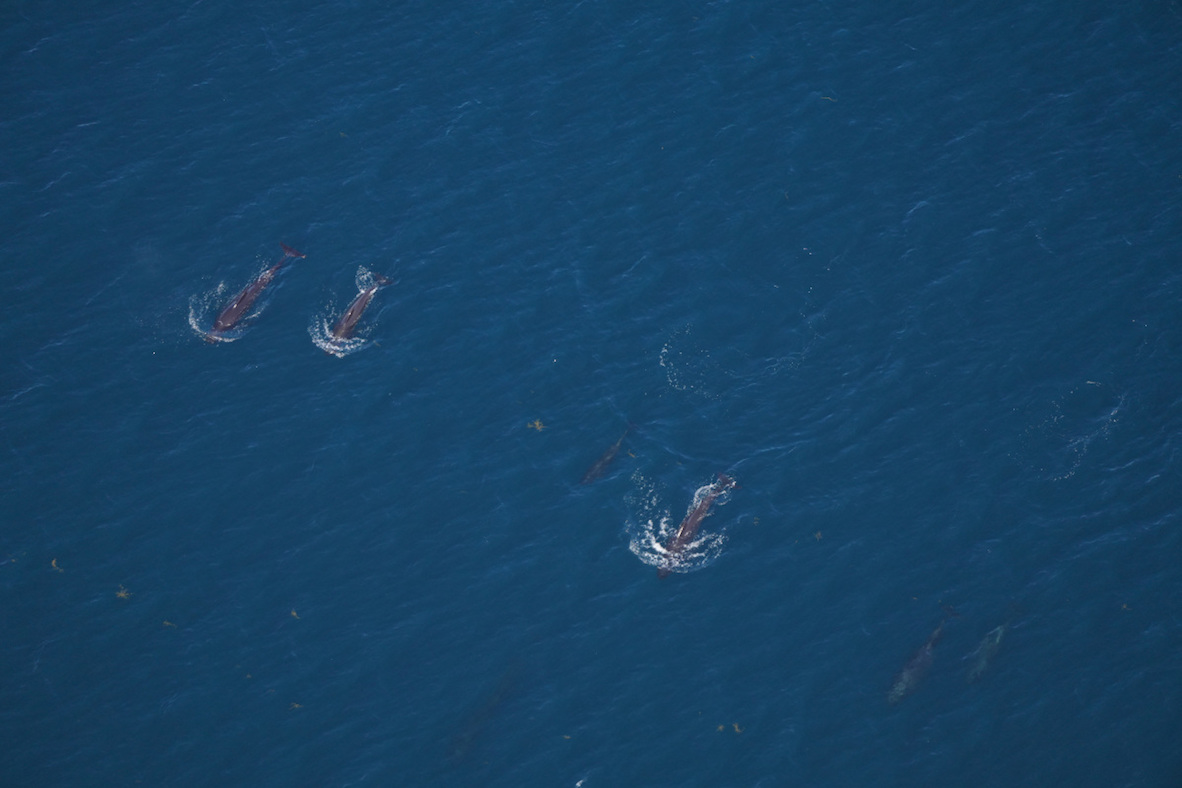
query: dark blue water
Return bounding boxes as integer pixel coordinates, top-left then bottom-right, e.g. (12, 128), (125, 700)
(3, 2), (1181, 785)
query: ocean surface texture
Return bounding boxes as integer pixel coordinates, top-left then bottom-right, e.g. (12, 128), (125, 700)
(3, 2), (1181, 786)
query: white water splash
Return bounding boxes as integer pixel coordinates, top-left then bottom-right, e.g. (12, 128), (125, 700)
(188, 282), (243, 342)
(308, 314), (369, 357)
(626, 472), (729, 575)
(308, 266), (382, 358)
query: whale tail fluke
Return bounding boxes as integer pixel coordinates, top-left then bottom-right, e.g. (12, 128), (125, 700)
(279, 242), (306, 259)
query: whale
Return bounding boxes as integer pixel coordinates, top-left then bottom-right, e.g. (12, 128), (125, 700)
(887, 609), (956, 704)
(208, 243), (304, 339)
(965, 623), (1007, 683)
(657, 473), (737, 578)
(580, 424), (632, 484)
(331, 271), (393, 341)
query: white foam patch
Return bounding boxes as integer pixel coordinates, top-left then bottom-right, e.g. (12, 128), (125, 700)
(354, 265), (382, 290)
(1016, 381), (1126, 481)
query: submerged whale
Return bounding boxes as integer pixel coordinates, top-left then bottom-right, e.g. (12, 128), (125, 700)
(888, 611), (955, 704)
(447, 661), (520, 763)
(580, 424), (632, 484)
(208, 243), (304, 339)
(965, 623), (1007, 683)
(331, 271), (393, 341)
(657, 473), (737, 579)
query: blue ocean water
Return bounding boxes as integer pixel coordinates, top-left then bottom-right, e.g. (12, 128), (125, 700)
(2, 1), (1181, 785)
